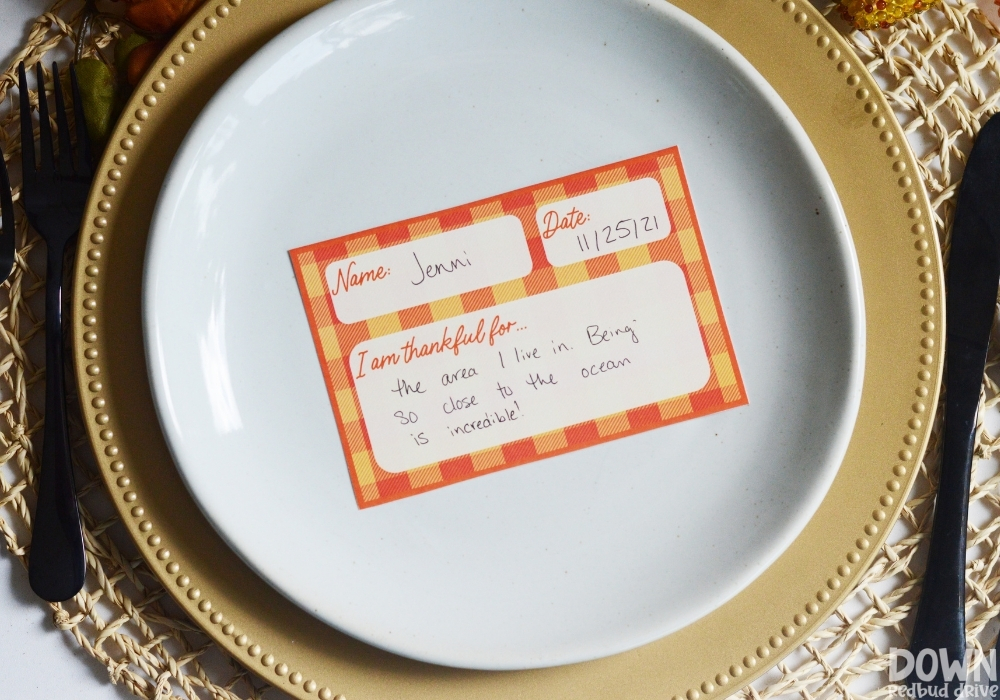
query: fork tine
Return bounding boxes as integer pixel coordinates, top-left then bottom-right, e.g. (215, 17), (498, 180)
(35, 63), (54, 175)
(69, 64), (92, 178)
(52, 63), (72, 177)
(18, 63), (35, 178)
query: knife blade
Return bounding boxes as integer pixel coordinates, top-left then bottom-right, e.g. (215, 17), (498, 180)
(909, 112), (1000, 697)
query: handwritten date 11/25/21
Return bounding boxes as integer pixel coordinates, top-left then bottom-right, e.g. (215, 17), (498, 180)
(576, 216), (659, 253)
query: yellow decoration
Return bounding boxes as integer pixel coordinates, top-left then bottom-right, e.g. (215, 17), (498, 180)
(839, 0), (940, 29)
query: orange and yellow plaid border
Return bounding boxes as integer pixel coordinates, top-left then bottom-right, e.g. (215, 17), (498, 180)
(290, 147), (747, 508)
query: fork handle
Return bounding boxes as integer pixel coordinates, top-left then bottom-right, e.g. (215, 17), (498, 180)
(28, 244), (85, 602)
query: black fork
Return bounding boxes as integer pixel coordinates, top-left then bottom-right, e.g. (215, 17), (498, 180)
(19, 61), (92, 602)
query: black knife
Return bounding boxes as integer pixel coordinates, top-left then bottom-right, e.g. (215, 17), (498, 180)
(909, 112), (1000, 697)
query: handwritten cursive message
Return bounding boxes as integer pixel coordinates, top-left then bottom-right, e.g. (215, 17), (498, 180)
(351, 262), (709, 473)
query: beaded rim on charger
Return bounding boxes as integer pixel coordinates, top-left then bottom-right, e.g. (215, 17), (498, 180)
(0, 0), (996, 697)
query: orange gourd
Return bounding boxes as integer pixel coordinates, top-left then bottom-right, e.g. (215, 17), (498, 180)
(125, 39), (165, 86)
(125, 0), (203, 35)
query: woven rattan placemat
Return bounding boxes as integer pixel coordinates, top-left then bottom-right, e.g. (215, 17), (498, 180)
(1, 0), (999, 697)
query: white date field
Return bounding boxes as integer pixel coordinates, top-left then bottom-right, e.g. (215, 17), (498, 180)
(536, 177), (673, 267)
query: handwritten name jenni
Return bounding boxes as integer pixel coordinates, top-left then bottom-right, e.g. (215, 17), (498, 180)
(329, 247), (478, 298)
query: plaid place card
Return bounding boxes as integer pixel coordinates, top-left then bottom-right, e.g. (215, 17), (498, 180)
(291, 147), (747, 508)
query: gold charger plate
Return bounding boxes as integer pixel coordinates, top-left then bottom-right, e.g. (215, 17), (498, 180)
(71, 0), (942, 697)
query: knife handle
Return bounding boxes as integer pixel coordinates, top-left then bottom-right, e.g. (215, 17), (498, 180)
(909, 335), (983, 681)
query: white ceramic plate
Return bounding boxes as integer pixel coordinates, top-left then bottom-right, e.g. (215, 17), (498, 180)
(144, 0), (864, 671)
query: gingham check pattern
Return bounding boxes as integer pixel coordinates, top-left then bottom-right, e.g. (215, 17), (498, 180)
(291, 146), (747, 508)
